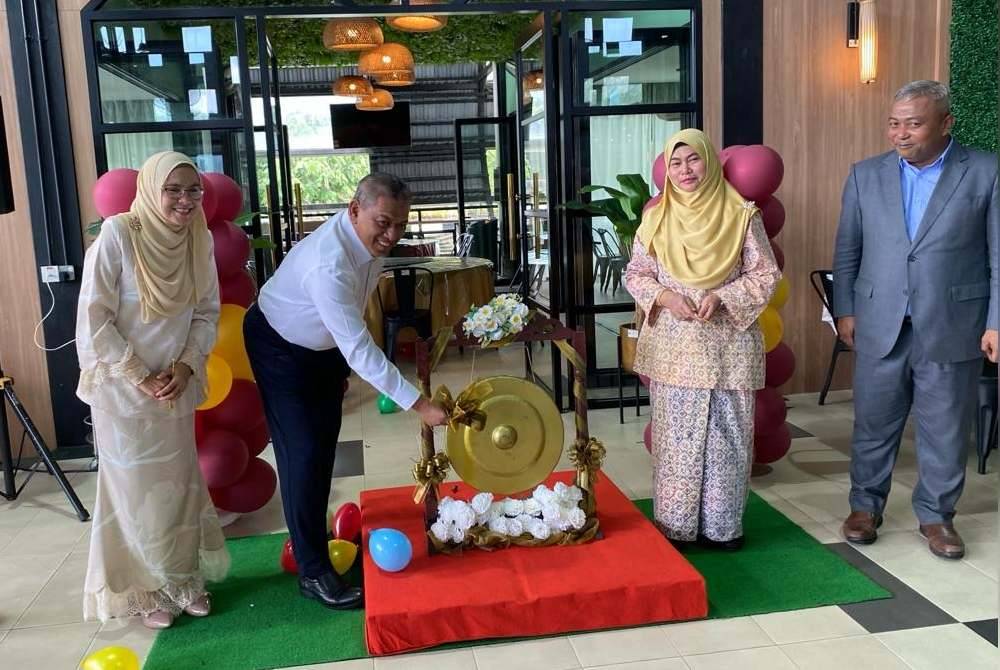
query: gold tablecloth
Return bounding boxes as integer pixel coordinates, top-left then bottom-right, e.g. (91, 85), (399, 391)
(365, 257), (494, 349)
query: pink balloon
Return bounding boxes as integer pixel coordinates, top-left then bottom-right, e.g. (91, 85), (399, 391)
(719, 145), (746, 166)
(210, 457), (277, 513)
(197, 429), (250, 489)
(754, 386), (787, 436)
(220, 270), (257, 308)
(723, 145), (784, 202)
(643, 421), (652, 454)
(200, 173), (218, 224)
(769, 239), (785, 271)
(638, 373), (651, 387)
(241, 417), (271, 458)
(765, 342), (796, 388)
(211, 221), (251, 278)
(759, 196), (786, 239)
(651, 152), (666, 192)
(755, 423), (791, 464)
(93, 169), (138, 218)
(203, 173), (244, 224)
(642, 193), (662, 215)
(202, 379), (264, 432)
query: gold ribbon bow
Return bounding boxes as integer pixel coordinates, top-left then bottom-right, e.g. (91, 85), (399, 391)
(431, 382), (493, 432)
(569, 437), (606, 495)
(412, 451), (451, 504)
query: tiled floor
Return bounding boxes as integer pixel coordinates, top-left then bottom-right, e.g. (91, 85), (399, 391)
(1, 349), (997, 669)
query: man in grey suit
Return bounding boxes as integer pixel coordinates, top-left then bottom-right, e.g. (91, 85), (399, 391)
(832, 80), (998, 559)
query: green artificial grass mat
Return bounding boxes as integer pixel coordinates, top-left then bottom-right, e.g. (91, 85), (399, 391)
(144, 492), (890, 670)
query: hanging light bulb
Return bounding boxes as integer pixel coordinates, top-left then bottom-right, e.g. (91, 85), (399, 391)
(323, 18), (384, 52)
(332, 75), (374, 99)
(356, 88), (395, 111)
(523, 69), (544, 92)
(386, 0), (448, 33)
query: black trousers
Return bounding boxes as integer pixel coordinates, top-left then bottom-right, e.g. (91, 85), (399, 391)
(243, 303), (350, 578)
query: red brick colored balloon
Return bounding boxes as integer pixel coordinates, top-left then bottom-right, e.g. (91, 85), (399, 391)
(769, 239), (785, 271)
(197, 429), (250, 489)
(723, 145), (784, 202)
(203, 172), (244, 224)
(332, 502), (362, 543)
(754, 423), (791, 464)
(211, 220), (251, 279)
(241, 416), (270, 458)
(754, 386), (787, 436)
(200, 173), (218, 224)
(280, 538), (298, 574)
(643, 421), (652, 454)
(638, 373), (651, 387)
(643, 193), (662, 215)
(719, 144), (746, 166)
(93, 169), (138, 218)
(220, 269), (256, 308)
(759, 196), (785, 239)
(651, 152), (666, 192)
(202, 379), (264, 433)
(765, 342), (796, 388)
(210, 457), (277, 514)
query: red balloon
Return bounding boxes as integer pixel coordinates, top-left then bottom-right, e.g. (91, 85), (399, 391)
(754, 386), (787, 436)
(280, 538), (298, 574)
(242, 416), (271, 458)
(195, 411), (209, 442)
(203, 173), (244, 224)
(719, 145), (746, 166)
(642, 193), (662, 215)
(210, 457), (277, 514)
(202, 379), (264, 432)
(220, 270), (257, 308)
(759, 196), (786, 239)
(755, 423), (792, 464)
(93, 169), (138, 218)
(769, 239), (785, 271)
(332, 502), (362, 542)
(643, 421), (652, 454)
(651, 152), (666, 192)
(197, 429), (250, 489)
(211, 220), (251, 279)
(200, 173), (218, 224)
(765, 342), (797, 388)
(724, 145), (784, 202)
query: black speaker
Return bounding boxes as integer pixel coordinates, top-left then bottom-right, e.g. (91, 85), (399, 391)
(0, 97), (14, 214)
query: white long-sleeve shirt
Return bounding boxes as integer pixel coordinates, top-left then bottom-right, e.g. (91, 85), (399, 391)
(257, 210), (421, 409)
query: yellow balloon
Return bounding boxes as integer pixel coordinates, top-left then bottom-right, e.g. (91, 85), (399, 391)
(769, 276), (790, 310)
(198, 353), (233, 411)
(81, 646), (140, 670)
(758, 306), (784, 353)
(328, 539), (359, 576)
(216, 304), (255, 381)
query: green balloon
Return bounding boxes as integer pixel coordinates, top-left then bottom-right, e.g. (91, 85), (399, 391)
(377, 393), (399, 414)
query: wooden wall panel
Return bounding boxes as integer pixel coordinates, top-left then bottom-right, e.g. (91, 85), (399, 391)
(763, 0), (950, 395)
(0, 10), (58, 448)
(701, 0), (723, 145)
(60, 9), (99, 231)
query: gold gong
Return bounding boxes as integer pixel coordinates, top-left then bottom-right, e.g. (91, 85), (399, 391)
(446, 376), (564, 495)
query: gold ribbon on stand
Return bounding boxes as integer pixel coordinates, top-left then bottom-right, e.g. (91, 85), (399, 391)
(412, 451), (451, 504)
(569, 437), (606, 498)
(431, 382), (493, 432)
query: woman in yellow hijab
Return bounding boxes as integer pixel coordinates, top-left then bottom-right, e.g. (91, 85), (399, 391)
(625, 129), (780, 550)
(76, 151), (229, 628)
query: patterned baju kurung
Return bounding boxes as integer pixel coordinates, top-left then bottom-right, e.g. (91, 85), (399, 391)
(76, 215), (230, 621)
(624, 213), (780, 541)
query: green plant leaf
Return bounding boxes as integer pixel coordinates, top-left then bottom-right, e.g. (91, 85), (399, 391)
(580, 184), (628, 199)
(86, 220), (103, 236)
(250, 237), (276, 250)
(232, 211), (261, 228)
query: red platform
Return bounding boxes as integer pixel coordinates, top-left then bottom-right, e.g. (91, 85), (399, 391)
(360, 471), (707, 656)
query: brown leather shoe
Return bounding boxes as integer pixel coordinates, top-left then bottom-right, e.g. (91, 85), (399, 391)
(919, 523), (965, 559)
(841, 511), (882, 544)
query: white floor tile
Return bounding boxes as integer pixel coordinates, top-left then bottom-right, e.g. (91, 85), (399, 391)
(373, 648), (477, 669)
(661, 617), (772, 656)
(473, 637), (582, 670)
(877, 623), (1000, 670)
(780, 634), (912, 670)
(0, 621), (100, 668)
(683, 646), (796, 670)
(569, 626), (679, 666)
(752, 606), (867, 645)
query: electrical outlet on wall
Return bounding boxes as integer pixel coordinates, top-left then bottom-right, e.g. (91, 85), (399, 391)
(58, 265), (75, 282)
(40, 265), (60, 283)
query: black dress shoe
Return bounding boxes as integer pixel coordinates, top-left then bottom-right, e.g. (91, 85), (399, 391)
(697, 534), (744, 551)
(299, 572), (364, 610)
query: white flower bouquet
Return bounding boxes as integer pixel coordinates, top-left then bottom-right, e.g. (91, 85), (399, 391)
(462, 294), (532, 347)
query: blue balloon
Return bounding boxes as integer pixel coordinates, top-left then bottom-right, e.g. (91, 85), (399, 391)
(369, 528), (412, 572)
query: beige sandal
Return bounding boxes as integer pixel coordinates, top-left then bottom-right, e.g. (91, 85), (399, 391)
(141, 610), (174, 629)
(184, 594), (211, 617)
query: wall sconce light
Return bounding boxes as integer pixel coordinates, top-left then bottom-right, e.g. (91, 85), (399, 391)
(847, 0), (877, 84)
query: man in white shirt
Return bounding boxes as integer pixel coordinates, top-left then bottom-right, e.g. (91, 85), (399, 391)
(244, 173), (448, 610)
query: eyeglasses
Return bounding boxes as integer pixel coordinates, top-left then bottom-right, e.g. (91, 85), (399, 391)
(162, 186), (205, 200)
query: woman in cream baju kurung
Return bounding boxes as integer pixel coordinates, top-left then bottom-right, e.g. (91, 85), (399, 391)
(76, 152), (229, 627)
(625, 129), (780, 548)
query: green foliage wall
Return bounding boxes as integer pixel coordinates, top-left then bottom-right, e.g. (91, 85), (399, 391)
(949, 0), (998, 152)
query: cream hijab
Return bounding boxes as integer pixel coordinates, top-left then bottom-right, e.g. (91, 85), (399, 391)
(125, 151), (213, 322)
(636, 129), (756, 290)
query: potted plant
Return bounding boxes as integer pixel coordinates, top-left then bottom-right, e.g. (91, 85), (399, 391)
(563, 173), (652, 260)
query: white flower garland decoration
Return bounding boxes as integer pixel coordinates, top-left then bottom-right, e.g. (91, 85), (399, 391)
(462, 294), (531, 346)
(430, 482), (587, 544)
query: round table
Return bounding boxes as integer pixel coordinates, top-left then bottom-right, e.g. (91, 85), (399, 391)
(391, 239), (439, 258)
(365, 257), (495, 350)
